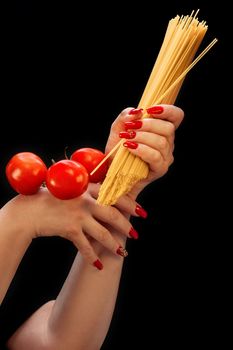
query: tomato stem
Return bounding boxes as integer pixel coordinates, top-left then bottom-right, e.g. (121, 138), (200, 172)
(64, 146), (69, 160)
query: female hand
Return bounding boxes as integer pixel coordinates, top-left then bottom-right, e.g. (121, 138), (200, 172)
(105, 104), (184, 198)
(9, 184), (140, 269)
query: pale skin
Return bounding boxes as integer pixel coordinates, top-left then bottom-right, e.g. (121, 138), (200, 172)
(0, 104), (184, 349)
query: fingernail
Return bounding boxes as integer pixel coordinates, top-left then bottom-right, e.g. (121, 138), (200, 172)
(93, 259), (103, 270)
(123, 141), (138, 149)
(129, 108), (143, 115)
(129, 227), (139, 239)
(119, 131), (136, 139)
(146, 106), (164, 114)
(135, 204), (148, 219)
(124, 120), (142, 130)
(116, 246), (128, 257)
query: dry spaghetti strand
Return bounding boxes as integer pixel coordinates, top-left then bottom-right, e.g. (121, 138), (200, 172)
(96, 12), (217, 205)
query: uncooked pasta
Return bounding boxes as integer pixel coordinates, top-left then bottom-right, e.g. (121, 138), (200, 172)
(94, 11), (217, 205)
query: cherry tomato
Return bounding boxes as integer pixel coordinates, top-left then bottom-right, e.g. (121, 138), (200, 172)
(46, 160), (89, 200)
(6, 152), (47, 195)
(71, 148), (108, 183)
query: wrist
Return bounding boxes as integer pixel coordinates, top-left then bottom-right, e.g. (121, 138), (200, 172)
(0, 196), (35, 303)
(1, 195), (36, 243)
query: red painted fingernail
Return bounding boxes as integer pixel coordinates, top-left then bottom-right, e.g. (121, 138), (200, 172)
(146, 106), (164, 114)
(129, 108), (143, 115)
(129, 227), (139, 239)
(124, 120), (142, 130)
(135, 205), (148, 219)
(116, 246), (128, 257)
(119, 131), (136, 139)
(93, 259), (103, 270)
(123, 141), (138, 149)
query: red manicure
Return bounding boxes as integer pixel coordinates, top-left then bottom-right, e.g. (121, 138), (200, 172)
(123, 141), (138, 149)
(124, 120), (142, 130)
(129, 108), (143, 115)
(116, 246), (128, 257)
(93, 259), (103, 270)
(129, 227), (139, 239)
(146, 106), (164, 114)
(119, 131), (136, 139)
(135, 205), (148, 219)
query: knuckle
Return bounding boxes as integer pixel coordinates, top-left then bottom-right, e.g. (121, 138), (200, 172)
(97, 227), (110, 243)
(163, 163), (169, 173)
(178, 107), (185, 120)
(117, 108), (132, 123)
(123, 107), (133, 114)
(145, 118), (153, 130)
(158, 136), (167, 149)
(171, 106), (184, 125)
(169, 155), (174, 166)
(108, 207), (120, 222)
(81, 244), (94, 258)
(166, 122), (175, 135)
(66, 230), (81, 247)
(66, 225), (80, 237)
(152, 150), (161, 163)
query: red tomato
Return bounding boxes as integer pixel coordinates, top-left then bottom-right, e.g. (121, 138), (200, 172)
(71, 148), (108, 183)
(6, 152), (47, 195)
(46, 160), (89, 200)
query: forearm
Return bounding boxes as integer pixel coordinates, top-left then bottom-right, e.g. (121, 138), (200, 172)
(7, 187), (135, 349)
(8, 232), (127, 350)
(47, 232), (127, 350)
(0, 197), (32, 304)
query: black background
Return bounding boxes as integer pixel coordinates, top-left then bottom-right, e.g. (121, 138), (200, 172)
(0, 0), (228, 348)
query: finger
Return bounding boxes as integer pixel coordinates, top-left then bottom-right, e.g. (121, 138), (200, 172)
(124, 119), (175, 149)
(106, 107), (144, 153)
(88, 182), (147, 219)
(146, 104), (184, 129)
(92, 205), (139, 240)
(111, 107), (144, 133)
(111, 108), (134, 133)
(123, 142), (173, 174)
(114, 194), (148, 219)
(68, 230), (104, 270)
(132, 118), (176, 138)
(121, 131), (171, 161)
(87, 183), (101, 199)
(83, 218), (128, 257)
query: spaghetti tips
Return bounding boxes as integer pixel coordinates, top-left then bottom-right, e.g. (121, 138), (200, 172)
(98, 148), (149, 205)
(97, 11), (217, 206)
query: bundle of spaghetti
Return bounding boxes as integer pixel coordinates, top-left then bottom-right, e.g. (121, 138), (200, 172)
(96, 11), (217, 205)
